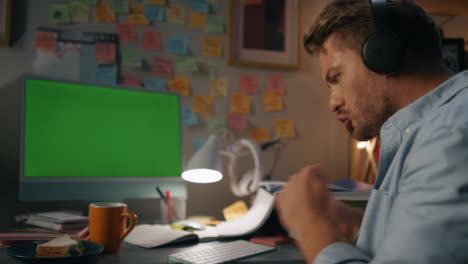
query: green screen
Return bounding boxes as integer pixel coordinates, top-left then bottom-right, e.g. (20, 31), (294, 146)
(23, 79), (182, 178)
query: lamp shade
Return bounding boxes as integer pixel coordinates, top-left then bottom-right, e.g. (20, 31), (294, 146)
(181, 134), (223, 183)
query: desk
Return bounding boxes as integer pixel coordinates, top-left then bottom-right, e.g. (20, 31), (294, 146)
(0, 240), (304, 263)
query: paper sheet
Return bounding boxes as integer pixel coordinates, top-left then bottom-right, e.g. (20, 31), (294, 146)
(205, 15), (224, 33)
(266, 75), (285, 95)
(250, 127), (271, 142)
(182, 105), (199, 127)
(202, 36), (223, 57)
(144, 4), (165, 22)
(122, 50), (142, 68)
(143, 77), (168, 91)
(239, 74), (258, 93)
(34, 31), (58, 51)
(129, 4), (150, 24)
(275, 119), (296, 139)
(193, 138), (207, 152)
(32, 42), (81, 81)
(192, 95), (213, 116)
(95, 42), (116, 64)
(142, 30), (162, 50)
(189, 11), (206, 29)
(168, 35), (189, 55)
(69, 2), (90, 23)
(153, 56), (174, 79)
(176, 58), (198, 73)
(209, 78), (228, 97)
(263, 91), (283, 112)
(109, 0), (129, 13)
(169, 76), (190, 96)
(166, 4), (186, 24)
(190, 0), (209, 13)
(80, 44), (97, 83)
(48, 4), (71, 24)
(230, 93), (251, 113)
(95, 2), (117, 23)
(118, 23), (138, 43)
(227, 112), (248, 130)
(207, 116), (227, 133)
(121, 74), (142, 87)
(96, 65), (117, 85)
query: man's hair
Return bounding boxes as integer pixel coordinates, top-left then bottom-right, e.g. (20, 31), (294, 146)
(304, 0), (443, 70)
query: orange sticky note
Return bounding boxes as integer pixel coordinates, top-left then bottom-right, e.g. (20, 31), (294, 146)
(129, 4), (150, 24)
(230, 93), (250, 113)
(118, 23), (137, 43)
(202, 36), (223, 57)
(144, 0), (166, 5)
(95, 42), (116, 64)
(263, 91), (283, 112)
(192, 95), (214, 116)
(34, 31), (58, 51)
(189, 11), (206, 29)
(266, 75), (285, 95)
(169, 76), (190, 96)
(250, 127), (271, 142)
(121, 74), (142, 87)
(152, 56), (173, 79)
(275, 119), (296, 139)
(239, 74), (258, 94)
(142, 30), (162, 51)
(210, 78), (228, 97)
(227, 112), (248, 131)
(95, 2), (117, 23)
(166, 4), (186, 24)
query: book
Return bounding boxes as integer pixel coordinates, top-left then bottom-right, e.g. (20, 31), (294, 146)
(28, 212), (88, 224)
(25, 217), (88, 231)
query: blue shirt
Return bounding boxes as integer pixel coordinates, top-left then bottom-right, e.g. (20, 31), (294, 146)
(315, 70), (468, 264)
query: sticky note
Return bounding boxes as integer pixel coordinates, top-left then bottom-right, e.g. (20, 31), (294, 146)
(195, 59), (217, 80)
(250, 127), (271, 142)
(109, 0), (129, 13)
(166, 4), (186, 24)
(266, 75), (286, 95)
(210, 78), (228, 97)
(227, 112), (248, 130)
(263, 91), (284, 112)
(169, 76), (190, 96)
(129, 4), (150, 24)
(193, 138), (207, 151)
(202, 36), (223, 57)
(144, 0), (166, 5)
(183, 105), (199, 127)
(168, 35), (189, 55)
(143, 77), (168, 91)
(69, 2), (90, 23)
(205, 15), (225, 33)
(144, 4), (165, 21)
(275, 119), (296, 139)
(190, 0), (209, 13)
(223, 200), (248, 222)
(207, 116), (227, 133)
(239, 74), (258, 94)
(142, 30), (162, 51)
(95, 2), (117, 23)
(34, 31), (58, 51)
(78, 0), (97, 4)
(122, 50), (141, 68)
(48, 4), (71, 24)
(96, 65), (117, 85)
(95, 42), (116, 64)
(121, 74), (142, 87)
(188, 11), (206, 29)
(80, 44), (97, 83)
(192, 95), (213, 116)
(176, 58), (198, 73)
(118, 23), (138, 43)
(230, 93), (250, 113)
(152, 56), (173, 79)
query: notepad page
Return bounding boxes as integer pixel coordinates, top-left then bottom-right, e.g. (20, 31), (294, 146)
(124, 224), (196, 248)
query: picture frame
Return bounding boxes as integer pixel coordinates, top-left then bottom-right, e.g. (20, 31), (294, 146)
(0, 0), (12, 47)
(227, 0), (300, 71)
(441, 38), (465, 73)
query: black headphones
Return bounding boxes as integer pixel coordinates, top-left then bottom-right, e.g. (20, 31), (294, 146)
(361, 0), (404, 74)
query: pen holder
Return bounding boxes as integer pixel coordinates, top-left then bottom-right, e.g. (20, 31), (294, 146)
(160, 197), (186, 224)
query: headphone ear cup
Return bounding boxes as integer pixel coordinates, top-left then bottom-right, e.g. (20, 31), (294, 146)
(361, 32), (403, 74)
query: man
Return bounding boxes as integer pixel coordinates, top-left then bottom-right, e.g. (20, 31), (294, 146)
(275, 0), (468, 263)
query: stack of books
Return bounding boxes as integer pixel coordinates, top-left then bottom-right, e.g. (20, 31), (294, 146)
(25, 211), (88, 232)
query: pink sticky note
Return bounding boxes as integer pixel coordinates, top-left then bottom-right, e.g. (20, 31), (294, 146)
(142, 30), (162, 51)
(266, 75), (285, 95)
(227, 112), (248, 130)
(118, 23), (137, 43)
(152, 56), (174, 79)
(121, 74), (142, 87)
(95, 42), (116, 64)
(239, 74), (258, 94)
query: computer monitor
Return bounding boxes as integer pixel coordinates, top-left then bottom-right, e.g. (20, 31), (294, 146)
(19, 75), (185, 201)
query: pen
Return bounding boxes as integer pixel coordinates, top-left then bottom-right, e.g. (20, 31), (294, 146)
(155, 186), (167, 204)
(166, 190), (173, 224)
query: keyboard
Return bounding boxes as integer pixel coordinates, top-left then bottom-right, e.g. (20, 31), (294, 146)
(168, 240), (276, 264)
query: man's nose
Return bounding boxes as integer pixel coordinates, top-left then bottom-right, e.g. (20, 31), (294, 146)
(328, 90), (345, 112)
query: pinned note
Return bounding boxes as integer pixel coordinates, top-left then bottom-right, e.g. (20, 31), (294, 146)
(144, 0), (166, 5)
(275, 119), (296, 139)
(166, 4), (186, 24)
(152, 56), (173, 79)
(143, 77), (168, 91)
(195, 59), (217, 80)
(169, 76), (190, 96)
(223, 200), (248, 222)
(109, 0), (129, 13)
(188, 11), (206, 29)
(121, 74), (142, 87)
(168, 35), (189, 55)
(202, 36), (223, 57)
(209, 78), (228, 97)
(263, 91), (284, 112)
(266, 75), (285, 95)
(34, 31), (58, 52)
(129, 4), (150, 24)
(48, 4), (71, 24)
(227, 112), (248, 131)
(239, 74), (258, 94)
(176, 58), (198, 73)
(122, 50), (142, 68)
(78, 0), (98, 4)
(118, 23), (137, 43)
(191, 0), (209, 13)
(193, 138), (207, 151)
(95, 2), (117, 23)
(182, 105), (199, 127)
(230, 93), (251, 113)
(69, 2), (90, 23)
(192, 95), (213, 116)
(144, 4), (165, 21)
(208, 116), (227, 133)
(96, 65), (117, 85)
(95, 42), (116, 64)
(250, 127), (271, 142)
(142, 30), (162, 51)
(205, 15), (224, 33)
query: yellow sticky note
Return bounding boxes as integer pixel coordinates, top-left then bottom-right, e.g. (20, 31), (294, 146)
(169, 76), (190, 96)
(192, 95), (214, 117)
(202, 36), (223, 57)
(210, 78), (228, 97)
(230, 93), (250, 113)
(144, 0), (166, 5)
(167, 5), (186, 24)
(222, 200), (248, 222)
(263, 91), (283, 112)
(189, 11), (206, 29)
(95, 2), (117, 23)
(275, 119), (296, 139)
(129, 4), (150, 24)
(250, 127), (271, 142)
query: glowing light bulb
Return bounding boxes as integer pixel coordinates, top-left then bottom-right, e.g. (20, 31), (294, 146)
(357, 141), (367, 149)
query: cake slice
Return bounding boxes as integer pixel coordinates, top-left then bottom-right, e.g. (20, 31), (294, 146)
(36, 234), (84, 257)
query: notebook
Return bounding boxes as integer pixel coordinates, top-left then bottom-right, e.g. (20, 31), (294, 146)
(124, 224), (198, 248)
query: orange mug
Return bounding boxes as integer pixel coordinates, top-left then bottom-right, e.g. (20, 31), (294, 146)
(89, 202), (137, 253)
